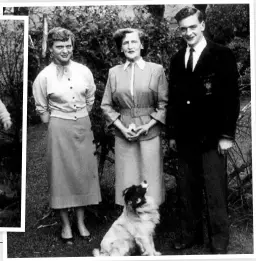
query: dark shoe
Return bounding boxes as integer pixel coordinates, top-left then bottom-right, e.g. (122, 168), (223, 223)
(173, 240), (203, 250)
(210, 235), (228, 254)
(79, 234), (92, 242)
(61, 236), (74, 245)
(210, 246), (227, 254)
(173, 237), (204, 250)
(173, 241), (197, 250)
(61, 226), (74, 245)
(173, 242), (191, 250)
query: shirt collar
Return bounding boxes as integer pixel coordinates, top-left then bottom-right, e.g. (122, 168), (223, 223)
(186, 36), (207, 54)
(123, 57), (146, 71)
(53, 60), (72, 79)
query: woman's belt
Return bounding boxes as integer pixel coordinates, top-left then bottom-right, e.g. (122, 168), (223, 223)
(119, 107), (155, 118)
(50, 107), (88, 120)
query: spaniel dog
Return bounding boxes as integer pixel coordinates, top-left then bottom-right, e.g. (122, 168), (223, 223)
(93, 181), (161, 256)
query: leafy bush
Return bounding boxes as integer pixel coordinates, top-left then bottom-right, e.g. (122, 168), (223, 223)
(0, 20), (24, 143)
(8, 5), (252, 222)
(17, 5), (179, 174)
(0, 19), (23, 227)
(206, 4), (249, 44)
(205, 5), (251, 224)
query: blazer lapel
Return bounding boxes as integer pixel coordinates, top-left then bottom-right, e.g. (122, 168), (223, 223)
(193, 40), (214, 73)
(177, 48), (187, 70)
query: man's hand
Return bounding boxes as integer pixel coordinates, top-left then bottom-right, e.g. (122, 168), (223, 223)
(169, 139), (177, 152)
(218, 139), (234, 155)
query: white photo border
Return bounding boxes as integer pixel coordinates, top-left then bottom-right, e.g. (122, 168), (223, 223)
(0, 15), (28, 233)
(0, 0), (255, 261)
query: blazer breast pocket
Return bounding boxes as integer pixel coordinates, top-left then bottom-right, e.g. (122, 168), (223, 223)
(201, 73), (216, 95)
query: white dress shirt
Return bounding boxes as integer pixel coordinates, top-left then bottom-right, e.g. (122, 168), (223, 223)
(185, 36), (207, 71)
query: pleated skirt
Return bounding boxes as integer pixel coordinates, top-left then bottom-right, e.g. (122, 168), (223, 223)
(47, 116), (101, 209)
(115, 135), (165, 206)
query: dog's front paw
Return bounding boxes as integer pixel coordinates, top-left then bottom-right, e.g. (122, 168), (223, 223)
(154, 251), (161, 256)
(92, 249), (100, 256)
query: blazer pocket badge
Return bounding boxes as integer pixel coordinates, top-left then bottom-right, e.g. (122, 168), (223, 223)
(205, 82), (212, 95)
(203, 74), (214, 95)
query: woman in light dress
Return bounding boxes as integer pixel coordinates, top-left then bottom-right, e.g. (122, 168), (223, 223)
(101, 28), (168, 206)
(33, 27), (101, 244)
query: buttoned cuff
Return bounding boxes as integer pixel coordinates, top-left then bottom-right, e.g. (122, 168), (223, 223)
(220, 134), (234, 141)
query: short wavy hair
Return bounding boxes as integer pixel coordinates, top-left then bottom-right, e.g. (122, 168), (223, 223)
(113, 28), (148, 57)
(175, 6), (204, 23)
(47, 27), (75, 48)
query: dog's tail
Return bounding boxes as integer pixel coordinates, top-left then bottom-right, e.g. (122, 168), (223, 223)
(92, 248), (101, 257)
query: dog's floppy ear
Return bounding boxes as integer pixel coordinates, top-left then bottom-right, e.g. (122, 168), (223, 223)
(122, 185), (135, 197)
(122, 187), (129, 197)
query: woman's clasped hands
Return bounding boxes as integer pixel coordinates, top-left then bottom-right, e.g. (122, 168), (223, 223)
(123, 123), (150, 142)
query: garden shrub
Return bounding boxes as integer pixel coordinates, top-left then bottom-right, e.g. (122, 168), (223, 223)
(23, 5), (180, 174)
(7, 5), (252, 222)
(0, 19), (24, 227)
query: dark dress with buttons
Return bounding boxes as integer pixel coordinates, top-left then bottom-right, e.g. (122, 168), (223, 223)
(166, 40), (240, 250)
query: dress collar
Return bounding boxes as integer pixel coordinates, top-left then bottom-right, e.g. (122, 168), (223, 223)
(123, 57), (146, 71)
(53, 60), (72, 79)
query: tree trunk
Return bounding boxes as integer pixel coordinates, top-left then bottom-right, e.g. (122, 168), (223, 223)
(41, 14), (49, 70)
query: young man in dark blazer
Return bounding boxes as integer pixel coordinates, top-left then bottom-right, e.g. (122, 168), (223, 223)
(166, 7), (240, 254)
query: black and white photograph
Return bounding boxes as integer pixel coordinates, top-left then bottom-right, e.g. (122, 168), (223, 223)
(0, 15), (27, 232)
(3, 0), (255, 259)
(0, 233), (2, 261)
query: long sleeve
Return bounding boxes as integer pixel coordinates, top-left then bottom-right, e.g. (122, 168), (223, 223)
(150, 66), (168, 125)
(32, 61), (96, 121)
(0, 100), (11, 124)
(166, 56), (177, 139)
(101, 70), (120, 127)
(32, 71), (49, 116)
(85, 69), (96, 107)
(219, 48), (240, 140)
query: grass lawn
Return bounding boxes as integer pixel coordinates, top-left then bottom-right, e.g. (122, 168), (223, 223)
(7, 121), (253, 258)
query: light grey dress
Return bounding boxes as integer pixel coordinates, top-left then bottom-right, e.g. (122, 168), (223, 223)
(101, 60), (168, 206)
(33, 61), (101, 209)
